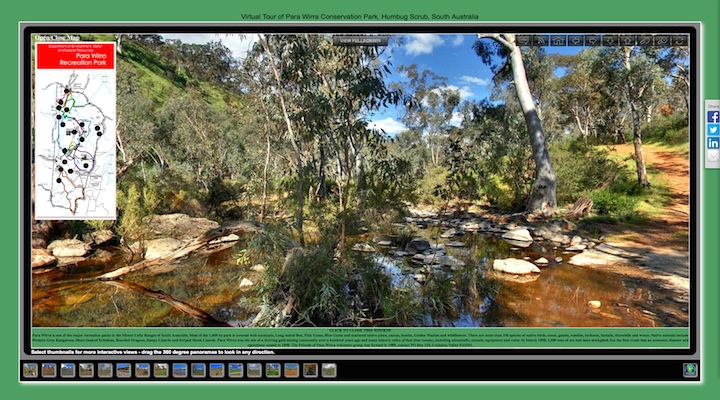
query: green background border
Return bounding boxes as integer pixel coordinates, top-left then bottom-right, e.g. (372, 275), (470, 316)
(4, 0), (717, 398)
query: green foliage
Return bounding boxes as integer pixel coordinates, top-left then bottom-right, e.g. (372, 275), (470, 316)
(283, 245), (350, 326)
(641, 113), (690, 146)
(116, 182), (159, 242)
(550, 138), (627, 205)
(423, 273), (456, 316)
(591, 188), (639, 217)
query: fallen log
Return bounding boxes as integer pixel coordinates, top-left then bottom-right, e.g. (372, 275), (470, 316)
(96, 221), (265, 281)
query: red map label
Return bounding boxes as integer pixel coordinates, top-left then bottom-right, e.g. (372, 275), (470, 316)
(36, 43), (115, 69)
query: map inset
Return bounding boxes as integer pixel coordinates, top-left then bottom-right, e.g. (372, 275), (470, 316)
(35, 69), (116, 219)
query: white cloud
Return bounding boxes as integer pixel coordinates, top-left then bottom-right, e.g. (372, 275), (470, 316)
(460, 75), (488, 85)
(368, 118), (407, 134)
(438, 85), (474, 100)
(160, 33), (257, 61)
(405, 34), (445, 56)
(451, 35), (464, 47)
(450, 112), (463, 126)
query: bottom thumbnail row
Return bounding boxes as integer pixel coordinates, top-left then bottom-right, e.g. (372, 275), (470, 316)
(22, 362), (337, 379)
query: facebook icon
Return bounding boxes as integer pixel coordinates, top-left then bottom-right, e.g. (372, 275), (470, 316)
(708, 110), (720, 123)
(708, 137), (720, 149)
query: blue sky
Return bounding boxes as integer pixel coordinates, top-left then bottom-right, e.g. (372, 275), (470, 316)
(161, 33), (585, 135)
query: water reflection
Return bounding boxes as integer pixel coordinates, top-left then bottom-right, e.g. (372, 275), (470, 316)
(32, 230), (687, 327)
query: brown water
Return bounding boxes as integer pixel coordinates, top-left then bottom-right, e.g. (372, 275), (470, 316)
(31, 231), (688, 328)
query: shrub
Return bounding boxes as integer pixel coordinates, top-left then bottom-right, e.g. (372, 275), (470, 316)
(591, 188), (639, 217)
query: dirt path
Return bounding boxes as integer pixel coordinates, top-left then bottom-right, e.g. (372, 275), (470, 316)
(579, 143), (691, 298)
(599, 143), (690, 251)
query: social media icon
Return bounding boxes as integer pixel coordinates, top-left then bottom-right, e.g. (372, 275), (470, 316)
(707, 150), (719, 161)
(708, 124), (719, 136)
(708, 137), (720, 149)
(708, 111), (720, 123)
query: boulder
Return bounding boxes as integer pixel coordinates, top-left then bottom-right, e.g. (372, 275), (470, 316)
(534, 257), (549, 266)
(570, 235), (583, 246)
(503, 238), (532, 248)
(493, 258), (541, 275)
(405, 239), (431, 254)
(31, 249), (57, 268)
(568, 243), (641, 267)
(47, 239), (92, 258)
(503, 228), (533, 242)
(549, 234), (571, 245)
(377, 240), (393, 247)
(148, 214), (220, 241)
(84, 230), (116, 246)
(144, 238), (184, 260)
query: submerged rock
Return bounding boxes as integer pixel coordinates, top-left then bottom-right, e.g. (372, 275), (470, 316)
(493, 258), (541, 275)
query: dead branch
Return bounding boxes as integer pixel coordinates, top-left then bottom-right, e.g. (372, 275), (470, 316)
(96, 221), (265, 281)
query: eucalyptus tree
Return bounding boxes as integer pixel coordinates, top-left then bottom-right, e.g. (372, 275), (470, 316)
(474, 34), (556, 214)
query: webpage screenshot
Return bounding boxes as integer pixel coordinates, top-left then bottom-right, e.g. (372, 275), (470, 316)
(20, 22), (699, 382)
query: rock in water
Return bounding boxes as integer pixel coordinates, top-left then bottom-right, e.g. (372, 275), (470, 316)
(534, 257), (549, 266)
(493, 258), (541, 275)
(144, 238), (184, 260)
(588, 300), (601, 309)
(31, 249), (57, 268)
(570, 235), (583, 246)
(47, 239), (92, 258)
(405, 239), (431, 254)
(502, 228), (533, 242)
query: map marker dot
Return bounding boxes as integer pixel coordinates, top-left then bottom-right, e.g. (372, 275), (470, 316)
(68, 169), (73, 174)
(56, 115), (62, 120)
(62, 159), (67, 164)
(62, 148), (67, 154)
(83, 163), (89, 168)
(80, 137), (85, 142)
(56, 178), (61, 183)
(60, 122), (66, 127)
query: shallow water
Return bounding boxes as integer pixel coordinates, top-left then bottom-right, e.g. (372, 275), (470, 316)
(31, 230), (688, 327)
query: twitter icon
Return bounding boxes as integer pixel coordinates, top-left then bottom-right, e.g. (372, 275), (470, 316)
(708, 124), (719, 136)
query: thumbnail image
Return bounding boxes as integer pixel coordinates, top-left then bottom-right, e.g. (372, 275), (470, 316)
(247, 363), (262, 378)
(266, 363), (280, 378)
(209, 363), (224, 378)
(79, 363), (94, 378)
(136, 363), (150, 378)
(41, 363), (56, 378)
(98, 363), (113, 378)
(23, 363), (38, 378)
(303, 363), (318, 378)
(173, 363), (188, 378)
(228, 363), (244, 378)
(191, 363), (206, 378)
(154, 363), (169, 378)
(284, 363), (299, 378)
(60, 363), (75, 378)
(30, 32), (690, 330)
(322, 363), (337, 378)
(117, 363), (131, 378)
